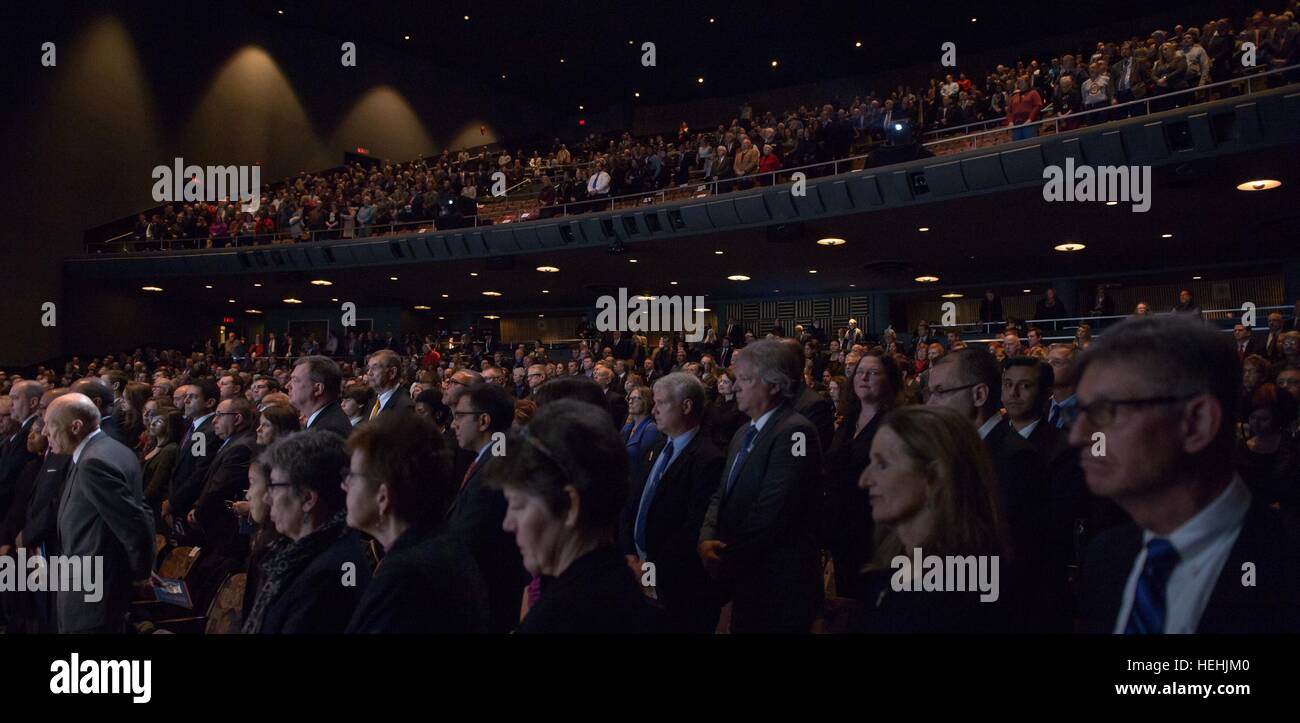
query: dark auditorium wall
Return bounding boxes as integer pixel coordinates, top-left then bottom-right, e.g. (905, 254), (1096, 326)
(0, 5), (561, 367)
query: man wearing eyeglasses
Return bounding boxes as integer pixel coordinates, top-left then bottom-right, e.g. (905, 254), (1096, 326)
(448, 383), (527, 633)
(186, 398), (258, 555)
(1071, 316), (1300, 633)
(927, 347), (1052, 627)
(363, 350), (411, 422)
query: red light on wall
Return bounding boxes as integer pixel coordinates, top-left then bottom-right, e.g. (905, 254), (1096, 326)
(578, 119), (585, 125)
(355, 147), (369, 154)
(222, 316), (235, 324)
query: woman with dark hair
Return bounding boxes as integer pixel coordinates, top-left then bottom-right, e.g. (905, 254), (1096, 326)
(823, 352), (903, 599)
(484, 400), (656, 633)
(230, 453), (280, 629)
(255, 403), (300, 446)
(703, 368), (746, 449)
(414, 387), (453, 433)
(117, 381), (151, 456)
(243, 430), (371, 634)
(142, 409), (186, 514)
(343, 413), (488, 633)
(1236, 383), (1300, 513)
(858, 405), (1013, 632)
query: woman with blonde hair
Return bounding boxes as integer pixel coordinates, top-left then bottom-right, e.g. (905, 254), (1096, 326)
(856, 405), (1012, 632)
(621, 384), (661, 473)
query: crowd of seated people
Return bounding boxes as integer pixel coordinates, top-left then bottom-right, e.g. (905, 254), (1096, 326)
(2, 291), (1298, 633)
(108, 5), (1300, 252)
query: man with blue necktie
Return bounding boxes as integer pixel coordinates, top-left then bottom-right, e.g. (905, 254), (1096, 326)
(1071, 316), (1300, 633)
(698, 340), (824, 633)
(620, 373), (724, 633)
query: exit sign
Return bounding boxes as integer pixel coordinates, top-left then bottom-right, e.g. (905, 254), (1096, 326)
(356, 147), (369, 154)
(223, 316), (235, 324)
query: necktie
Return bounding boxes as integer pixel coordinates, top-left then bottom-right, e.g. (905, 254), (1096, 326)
(726, 424), (760, 493)
(1125, 538), (1181, 634)
(634, 439), (676, 557)
(369, 398), (381, 420)
(460, 456), (480, 492)
(1048, 401), (1061, 428)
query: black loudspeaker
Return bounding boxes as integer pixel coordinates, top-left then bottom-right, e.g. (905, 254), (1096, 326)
(766, 222), (804, 244)
(868, 142), (932, 168)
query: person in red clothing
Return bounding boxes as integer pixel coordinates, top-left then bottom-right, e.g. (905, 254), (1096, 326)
(1005, 75), (1043, 141)
(421, 342), (442, 369)
(757, 143), (783, 185)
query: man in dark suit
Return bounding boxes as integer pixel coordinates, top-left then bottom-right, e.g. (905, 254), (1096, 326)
(621, 373), (724, 633)
(70, 378), (132, 448)
(1072, 315), (1300, 633)
(163, 379), (219, 530)
(448, 383), (528, 633)
(699, 340), (823, 633)
(724, 317), (746, 349)
(289, 355), (353, 439)
(363, 349), (412, 422)
(1231, 323), (1263, 362)
(1110, 41), (1152, 118)
(780, 339), (834, 454)
(187, 397), (258, 558)
(46, 393), (154, 633)
(1262, 312), (1287, 362)
(927, 349), (1045, 572)
(1, 412), (70, 633)
(0, 381), (42, 514)
(594, 363), (628, 431)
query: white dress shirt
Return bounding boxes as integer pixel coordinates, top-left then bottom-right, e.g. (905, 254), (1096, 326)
(1113, 477), (1251, 634)
(1016, 418), (1041, 439)
(977, 413), (1002, 440)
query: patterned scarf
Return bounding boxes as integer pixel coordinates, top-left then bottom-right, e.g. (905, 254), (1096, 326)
(241, 511), (349, 634)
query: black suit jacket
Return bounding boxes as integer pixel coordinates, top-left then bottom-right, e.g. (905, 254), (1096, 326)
(307, 400), (355, 440)
(700, 403), (824, 633)
(375, 386), (413, 419)
(168, 415), (216, 515)
(620, 430), (725, 632)
(445, 450), (529, 633)
(0, 415), (39, 511)
(191, 429), (260, 556)
(20, 453), (71, 554)
(794, 383), (834, 455)
(259, 529), (373, 634)
(1235, 336), (1265, 360)
(1079, 496), (1300, 633)
(984, 418), (1047, 560)
(345, 527), (489, 634)
(605, 387), (628, 431)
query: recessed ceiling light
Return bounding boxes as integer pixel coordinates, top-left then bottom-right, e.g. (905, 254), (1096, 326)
(1193, 276), (1202, 280)
(403, 35), (411, 40)
(441, 293), (450, 298)
(228, 299), (236, 303)
(638, 295), (658, 300)
(971, 17), (977, 22)
(463, 15), (469, 20)
(1237, 179), (1281, 191)
(817, 237), (846, 246)
(714, 250), (724, 255)
(697, 77), (704, 84)
(414, 305), (431, 310)
(283, 298), (302, 304)
(483, 315), (500, 320)
(310, 279), (332, 286)
(942, 292), (963, 298)
(634, 92), (640, 97)
(501, 74), (506, 79)
(1160, 233), (1173, 238)
(918, 227), (930, 232)
(204, 284), (213, 289)
(709, 17), (714, 23)
(470, 272), (478, 277)
(541, 290), (550, 294)
(855, 41), (862, 47)
(628, 40), (634, 45)
(330, 298), (339, 302)
(482, 291), (503, 297)
(1023, 289), (1032, 292)
(849, 283), (856, 287)
(771, 60), (778, 67)
(1105, 201), (1119, 206)
(438, 316), (445, 320)
(536, 265), (560, 273)
(390, 276), (399, 280)
(914, 275), (940, 283)
(578, 105), (584, 110)
(277, 9), (284, 15)
(629, 259), (638, 263)
(727, 275), (750, 281)
(1054, 242), (1086, 252)
(538, 314), (545, 318)
(560, 58), (565, 63)
(773, 289), (781, 293)
(253, 283), (262, 287)
(808, 269), (818, 274)
(245, 309), (262, 314)
(670, 281), (678, 285)
(694, 308), (711, 312)
(142, 286), (163, 292)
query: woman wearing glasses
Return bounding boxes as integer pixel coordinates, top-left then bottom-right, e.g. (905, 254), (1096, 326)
(342, 413), (488, 633)
(485, 400), (656, 633)
(621, 385), (662, 477)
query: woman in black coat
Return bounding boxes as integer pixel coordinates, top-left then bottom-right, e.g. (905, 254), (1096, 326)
(342, 413), (488, 633)
(484, 400), (656, 633)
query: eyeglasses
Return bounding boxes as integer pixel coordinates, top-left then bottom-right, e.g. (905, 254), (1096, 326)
(1065, 394), (1196, 428)
(213, 411), (241, 417)
(927, 381), (979, 397)
(452, 409), (484, 417)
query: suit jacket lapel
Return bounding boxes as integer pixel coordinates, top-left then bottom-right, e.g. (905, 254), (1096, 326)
(722, 405), (787, 505)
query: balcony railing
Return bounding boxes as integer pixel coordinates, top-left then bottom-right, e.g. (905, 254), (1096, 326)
(83, 64), (1300, 255)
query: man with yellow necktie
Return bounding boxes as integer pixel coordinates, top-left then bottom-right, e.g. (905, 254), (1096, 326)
(364, 350), (412, 422)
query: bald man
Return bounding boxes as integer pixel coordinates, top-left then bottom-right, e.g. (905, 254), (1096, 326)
(46, 393), (154, 633)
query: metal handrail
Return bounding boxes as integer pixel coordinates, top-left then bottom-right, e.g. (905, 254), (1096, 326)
(923, 63), (1293, 150)
(949, 304), (1295, 336)
(84, 64), (1300, 254)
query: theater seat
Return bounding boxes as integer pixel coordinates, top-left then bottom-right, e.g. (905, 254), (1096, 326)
(202, 573), (247, 635)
